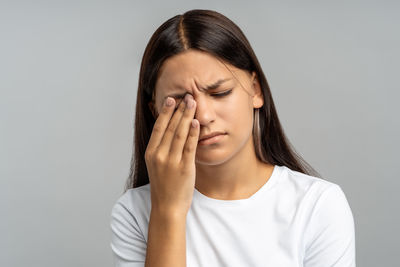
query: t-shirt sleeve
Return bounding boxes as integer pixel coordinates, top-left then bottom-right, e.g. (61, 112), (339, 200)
(110, 197), (147, 267)
(303, 184), (356, 267)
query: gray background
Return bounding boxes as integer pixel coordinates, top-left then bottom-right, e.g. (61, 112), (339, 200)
(1, 1), (398, 266)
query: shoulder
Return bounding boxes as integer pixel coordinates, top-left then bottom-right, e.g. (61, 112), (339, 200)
(279, 165), (353, 224)
(113, 184), (151, 211)
(276, 166), (356, 266)
(276, 165), (346, 201)
(110, 183), (152, 234)
(110, 184), (151, 264)
(271, 166), (354, 227)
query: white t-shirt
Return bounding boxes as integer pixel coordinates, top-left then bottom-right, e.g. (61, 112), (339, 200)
(110, 165), (356, 267)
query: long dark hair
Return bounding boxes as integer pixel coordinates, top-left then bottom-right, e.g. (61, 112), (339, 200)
(125, 9), (320, 191)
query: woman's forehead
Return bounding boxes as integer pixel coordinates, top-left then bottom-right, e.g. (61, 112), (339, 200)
(157, 69), (241, 99)
(159, 74), (234, 92)
(156, 50), (238, 89)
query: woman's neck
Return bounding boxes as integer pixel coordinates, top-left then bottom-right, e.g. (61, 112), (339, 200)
(194, 138), (274, 200)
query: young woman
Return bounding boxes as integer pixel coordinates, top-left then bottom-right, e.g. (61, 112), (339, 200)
(110, 9), (356, 267)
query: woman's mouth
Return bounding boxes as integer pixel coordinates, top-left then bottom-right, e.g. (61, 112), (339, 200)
(198, 133), (227, 145)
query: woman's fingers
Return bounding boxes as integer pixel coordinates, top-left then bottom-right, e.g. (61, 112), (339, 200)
(144, 93), (199, 215)
(146, 97), (176, 153)
(169, 94), (197, 162)
(157, 96), (187, 157)
(182, 118), (200, 165)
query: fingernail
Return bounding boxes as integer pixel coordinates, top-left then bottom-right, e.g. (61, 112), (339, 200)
(165, 97), (174, 107)
(188, 99), (195, 109)
(184, 94), (193, 103)
(191, 119), (198, 128)
(185, 94), (194, 109)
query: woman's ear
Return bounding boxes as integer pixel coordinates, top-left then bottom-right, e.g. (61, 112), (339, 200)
(251, 72), (264, 108)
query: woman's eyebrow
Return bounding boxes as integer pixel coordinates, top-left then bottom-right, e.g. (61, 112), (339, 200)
(165, 78), (232, 100)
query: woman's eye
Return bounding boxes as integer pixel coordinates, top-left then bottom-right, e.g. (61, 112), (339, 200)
(211, 89), (233, 97)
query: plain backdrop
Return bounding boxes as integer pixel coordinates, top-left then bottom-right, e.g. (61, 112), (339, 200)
(1, 1), (399, 266)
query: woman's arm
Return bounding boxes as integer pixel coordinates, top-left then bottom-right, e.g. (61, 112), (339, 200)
(144, 94), (199, 266)
(110, 196), (188, 267)
(145, 208), (187, 267)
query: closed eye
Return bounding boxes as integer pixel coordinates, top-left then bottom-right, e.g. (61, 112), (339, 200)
(210, 89), (233, 97)
(171, 90), (231, 111)
(172, 89), (233, 100)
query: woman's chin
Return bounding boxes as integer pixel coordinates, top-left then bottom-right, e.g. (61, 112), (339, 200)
(194, 149), (232, 166)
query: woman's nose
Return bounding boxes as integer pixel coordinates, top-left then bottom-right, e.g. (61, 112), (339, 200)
(193, 95), (215, 126)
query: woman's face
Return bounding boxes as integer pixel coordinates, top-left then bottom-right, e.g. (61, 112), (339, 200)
(151, 49), (264, 166)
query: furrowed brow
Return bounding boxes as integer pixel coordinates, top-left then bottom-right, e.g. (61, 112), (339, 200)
(200, 78), (232, 91)
(165, 78), (232, 100)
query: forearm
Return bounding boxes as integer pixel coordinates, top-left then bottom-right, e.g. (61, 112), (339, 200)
(145, 208), (187, 267)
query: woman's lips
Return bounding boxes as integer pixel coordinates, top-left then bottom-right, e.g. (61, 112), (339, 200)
(198, 133), (227, 145)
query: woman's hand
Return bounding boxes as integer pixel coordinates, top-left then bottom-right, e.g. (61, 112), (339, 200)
(145, 93), (199, 217)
